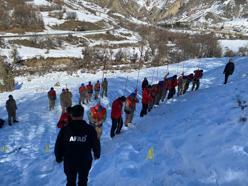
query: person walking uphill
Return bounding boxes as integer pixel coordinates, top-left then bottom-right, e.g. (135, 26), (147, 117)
(48, 87), (56, 111)
(54, 105), (100, 186)
(110, 96), (126, 138)
(223, 59), (235, 84)
(79, 84), (87, 105)
(166, 75), (177, 100)
(6, 95), (18, 126)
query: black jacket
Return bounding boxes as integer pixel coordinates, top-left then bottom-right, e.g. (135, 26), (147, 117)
(142, 79), (148, 89)
(54, 120), (100, 167)
(224, 62), (235, 75)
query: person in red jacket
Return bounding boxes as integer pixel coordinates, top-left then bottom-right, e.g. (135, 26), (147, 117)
(140, 87), (151, 117)
(57, 107), (72, 129)
(110, 96), (126, 138)
(191, 69), (203, 91)
(94, 80), (101, 100)
(86, 81), (93, 102)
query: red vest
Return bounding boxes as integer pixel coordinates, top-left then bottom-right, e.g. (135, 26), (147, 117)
(79, 86), (86, 93)
(48, 90), (56, 97)
(94, 83), (101, 91)
(142, 88), (151, 104)
(90, 106), (106, 121)
(87, 84), (93, 93)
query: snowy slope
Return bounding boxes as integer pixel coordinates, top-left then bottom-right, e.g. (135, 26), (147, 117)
(0, 57), (248, 186)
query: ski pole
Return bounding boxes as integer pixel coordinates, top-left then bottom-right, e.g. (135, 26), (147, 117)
(124, 76), (128, 94)
(151, 69), (155, 84)
(136, 70), (140, 89)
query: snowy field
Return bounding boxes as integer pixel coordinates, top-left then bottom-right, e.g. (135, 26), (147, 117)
(0, 57), (248, 186)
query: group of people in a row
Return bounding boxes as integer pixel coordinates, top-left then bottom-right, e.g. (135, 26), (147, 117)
(139, 69), (203, 118)
(47, 78), (108, 112)
(53, 60), (235, 185)
(0, 60), (236, 186)
(0, 60), (234, 130)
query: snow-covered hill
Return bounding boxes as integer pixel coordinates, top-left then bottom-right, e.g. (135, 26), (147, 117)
(0, 57), (247, 185)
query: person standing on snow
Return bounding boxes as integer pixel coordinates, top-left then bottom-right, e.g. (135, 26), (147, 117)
(124, 91), (139, 127)
(167, 75), (177, 100)
(79, 83), (87, 105)
(88, 103), (107, 140)
(54, 105), (100, 186)
(60, 89), (67, 113)
(6, 95), (18, 126)
(94, 80), (101, 100)
(101, 78), (108, 97)
(177, 73), (184, 96)
(65, 88), (72, 108)
(86, 81), (93, 102)
(192, 69), (203, 91)
(110, 96), (126, 138)
(140, 87), (151, 117)
(223, 59), (235, 84)
(48, 87), (56, 111)
(182, 73), (194, 94)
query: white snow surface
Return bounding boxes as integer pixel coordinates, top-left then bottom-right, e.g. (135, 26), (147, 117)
(219, 40), (248, 54)
(0, 57), (248, 186)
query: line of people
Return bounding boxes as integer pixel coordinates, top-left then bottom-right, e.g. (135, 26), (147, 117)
(0, 59), (235, 131)
(47, 78), (108, 112)
(140, 69), (204, 118)
(0, 60), (235, 186)
(53, 60), (235, 186)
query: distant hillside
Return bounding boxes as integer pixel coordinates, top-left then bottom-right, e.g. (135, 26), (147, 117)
(87, 0), (248, 27)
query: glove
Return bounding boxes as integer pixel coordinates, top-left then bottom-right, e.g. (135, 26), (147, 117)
(56, 157), (63, 163)
(94, 155), (100, 160)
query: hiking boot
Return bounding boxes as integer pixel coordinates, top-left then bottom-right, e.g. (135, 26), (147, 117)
(13, 120), (19, 123)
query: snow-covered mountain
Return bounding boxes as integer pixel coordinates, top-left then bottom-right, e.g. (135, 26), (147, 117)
(0, 56), (247, 185)
(88, 0), (248, 27)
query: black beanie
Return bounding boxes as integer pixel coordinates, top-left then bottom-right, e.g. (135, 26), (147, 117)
(120, 96), (126, 102)
(71, 105), (84, 117)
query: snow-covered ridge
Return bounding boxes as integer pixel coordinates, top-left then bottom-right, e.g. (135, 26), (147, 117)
(0, 57), (247, 185)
